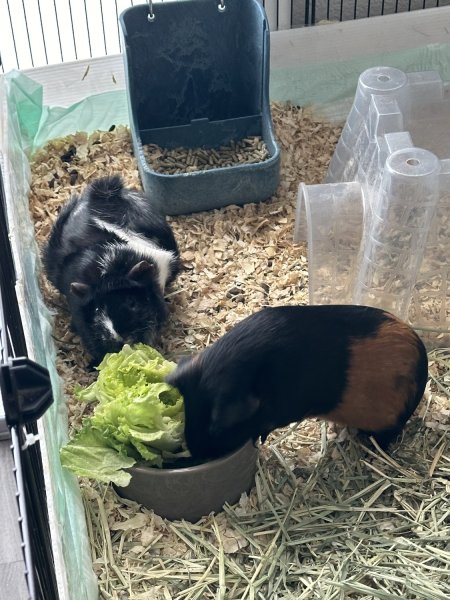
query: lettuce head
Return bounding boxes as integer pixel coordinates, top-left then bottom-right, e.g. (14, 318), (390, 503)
(60, 344), (189, 486)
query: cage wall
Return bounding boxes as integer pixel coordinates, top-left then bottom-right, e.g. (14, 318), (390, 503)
(1, 5), (450, 600)
(1, 0), (450, 72)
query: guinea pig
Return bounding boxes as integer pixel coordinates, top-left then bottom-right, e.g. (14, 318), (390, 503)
(43, 174), (181, 365)
(166, 305), (428, 460)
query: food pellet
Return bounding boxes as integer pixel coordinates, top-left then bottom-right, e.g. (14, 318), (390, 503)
(143, 136), (270, 174)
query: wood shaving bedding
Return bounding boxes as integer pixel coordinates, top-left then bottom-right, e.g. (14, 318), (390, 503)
(29, 103), (449, 599)
(30, 103), (340, 404)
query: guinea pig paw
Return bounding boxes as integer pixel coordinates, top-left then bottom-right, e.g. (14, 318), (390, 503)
(327, 422), (350, 442)
(86, 358), (100, 372)
(336, 426), (353, 443)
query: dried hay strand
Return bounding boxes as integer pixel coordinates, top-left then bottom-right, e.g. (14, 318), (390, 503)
(28, 103), (450, 599)
(80, 409), (449, 600)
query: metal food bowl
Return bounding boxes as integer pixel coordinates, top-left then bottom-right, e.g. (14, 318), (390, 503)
(115, 440), (258, 522)
(119, 0), (280, 215)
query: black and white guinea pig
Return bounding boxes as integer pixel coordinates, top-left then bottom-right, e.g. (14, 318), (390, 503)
(43, 174), (181, 365)
(167, 305), (428, 460)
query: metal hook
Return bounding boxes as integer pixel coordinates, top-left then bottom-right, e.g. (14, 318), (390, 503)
(218, 0), (226, 12)
(147, 0), (155, 22)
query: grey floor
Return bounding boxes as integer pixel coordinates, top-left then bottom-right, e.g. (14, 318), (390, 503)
(0, 440), (30, 600)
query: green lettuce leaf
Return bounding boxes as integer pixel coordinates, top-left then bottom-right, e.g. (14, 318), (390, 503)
(60, 343), (188, 485)
(60, 423), (136, 487)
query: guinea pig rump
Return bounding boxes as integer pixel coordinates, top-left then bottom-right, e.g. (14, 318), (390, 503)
(86, 174), (124, 203)
(168, 306), (428, 457)
(318, 317), (428, 444)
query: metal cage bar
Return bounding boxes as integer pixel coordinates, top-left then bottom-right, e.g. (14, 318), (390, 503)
(0, 165), (59, 598)
(1, 0), (449, 73)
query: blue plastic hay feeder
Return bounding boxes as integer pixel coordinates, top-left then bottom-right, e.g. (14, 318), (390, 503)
(119, 0), (280, 215)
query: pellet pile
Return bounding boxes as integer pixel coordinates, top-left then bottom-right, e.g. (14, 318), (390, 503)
(143, 136), (269, 174)
(29, 103), (449, 599)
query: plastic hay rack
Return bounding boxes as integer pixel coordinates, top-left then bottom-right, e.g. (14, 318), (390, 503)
(120, 0), (281, 215)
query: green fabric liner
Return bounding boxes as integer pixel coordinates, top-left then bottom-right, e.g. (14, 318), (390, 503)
(32, 91), (130, 152)
(3, 72), (99, 600)
(2, 40), (450, 600)
(7, 70), (129, 153)
(270, 42), (450, 119)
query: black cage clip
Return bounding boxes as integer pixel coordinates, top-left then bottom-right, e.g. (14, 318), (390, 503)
(1, 357), (53, 428)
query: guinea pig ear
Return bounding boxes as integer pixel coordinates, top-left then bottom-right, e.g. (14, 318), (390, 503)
(127, 260), (154, 284)
(166, 354), (202, 390)
(209, 393), (261, 435)
(70, 282), (92, 303)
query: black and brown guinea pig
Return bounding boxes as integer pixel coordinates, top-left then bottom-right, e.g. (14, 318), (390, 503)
(167, 305), (428, 460)
(43, 174), (181, 365)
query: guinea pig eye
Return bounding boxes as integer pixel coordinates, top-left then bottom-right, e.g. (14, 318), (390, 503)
(127, 297), (139, 310)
